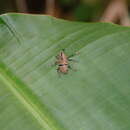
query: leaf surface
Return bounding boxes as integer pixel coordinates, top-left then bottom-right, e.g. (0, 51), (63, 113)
(0, 13), (130, 130)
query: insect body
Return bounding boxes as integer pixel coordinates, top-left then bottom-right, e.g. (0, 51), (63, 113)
(56, 51), (70, 74)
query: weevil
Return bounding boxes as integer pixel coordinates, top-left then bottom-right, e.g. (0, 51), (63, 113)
(55, 51), (73, 74)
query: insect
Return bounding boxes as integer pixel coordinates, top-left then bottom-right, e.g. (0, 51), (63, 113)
(55, 50), (73, 74)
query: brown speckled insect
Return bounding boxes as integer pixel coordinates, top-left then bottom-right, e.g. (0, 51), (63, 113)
(55, 50), (73, 74)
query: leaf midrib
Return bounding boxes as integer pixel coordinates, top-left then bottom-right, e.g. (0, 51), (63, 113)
(0, 63), (63, 130)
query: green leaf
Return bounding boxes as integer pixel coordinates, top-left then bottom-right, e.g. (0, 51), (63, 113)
(0, 13), (130, 130)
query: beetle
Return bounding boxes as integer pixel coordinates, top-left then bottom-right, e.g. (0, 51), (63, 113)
(55, 50), (73, 74)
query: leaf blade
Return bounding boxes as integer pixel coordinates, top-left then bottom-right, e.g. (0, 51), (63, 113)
(0, 13), (130, 130)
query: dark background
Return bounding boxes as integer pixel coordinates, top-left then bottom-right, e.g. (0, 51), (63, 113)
(0, 0), (130, 25)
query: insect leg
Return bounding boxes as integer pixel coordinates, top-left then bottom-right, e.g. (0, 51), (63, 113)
(49, 61), (57, 67)
(68, 65), (77, 72)
(57, 68), (62, 77)
(55, 61), (59, 65)
(68, 51), (80, 58)
(68, 58), (77, 62)
(55, 55), (59, 59)
(68, 65), (72, 69)
(57, 67), (59, 71)
(68, 54), (75, 58)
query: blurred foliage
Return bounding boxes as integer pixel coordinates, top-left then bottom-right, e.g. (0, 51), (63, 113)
(0, 0), (16, 13)
(59, 0), (104, 21)
(26, 0), (45, 13)
(73, 2), (102, 21)
(0, 0), (129, 22)
(59, 0), (78, 6)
